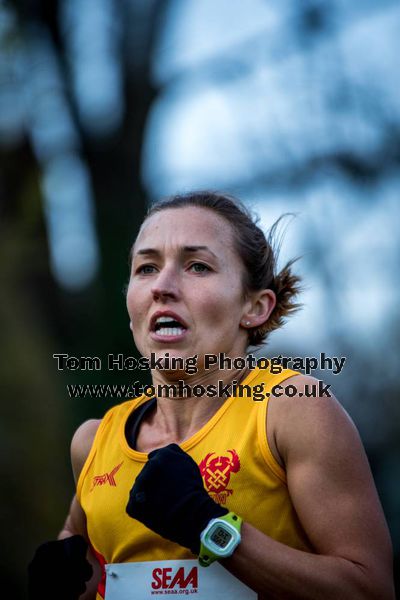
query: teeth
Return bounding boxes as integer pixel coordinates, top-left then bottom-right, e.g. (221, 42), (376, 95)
(156, 316), (176, 324)
(157, 327), (185, 336)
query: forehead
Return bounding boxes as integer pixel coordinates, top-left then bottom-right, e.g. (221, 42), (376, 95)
(133, 207), (237, 256)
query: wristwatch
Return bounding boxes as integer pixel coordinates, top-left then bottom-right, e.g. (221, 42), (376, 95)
(198, 512), (242, 567)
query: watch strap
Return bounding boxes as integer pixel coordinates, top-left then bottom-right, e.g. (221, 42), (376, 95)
(221, 512), (242, 530)
(199, 512), (242, 567)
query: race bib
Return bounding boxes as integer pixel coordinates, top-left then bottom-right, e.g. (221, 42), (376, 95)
(104, 559), (256, 599)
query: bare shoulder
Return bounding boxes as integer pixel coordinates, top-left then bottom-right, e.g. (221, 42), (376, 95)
(71, 419), (102, 483)
(268, 376), (393, 594)
(275, 373), (357, 435)
(267, 373), (359, 466)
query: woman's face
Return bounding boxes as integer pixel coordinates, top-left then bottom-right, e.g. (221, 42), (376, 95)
(126, 207), (253, 371)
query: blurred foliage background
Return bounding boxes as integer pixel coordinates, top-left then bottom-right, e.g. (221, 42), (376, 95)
(0, 0), (399, 597)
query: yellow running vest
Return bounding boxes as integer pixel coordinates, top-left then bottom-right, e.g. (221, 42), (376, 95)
(77, 366), (313, 598)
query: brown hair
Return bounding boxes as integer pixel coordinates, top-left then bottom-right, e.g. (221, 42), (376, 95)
(143, 191), (302, 346)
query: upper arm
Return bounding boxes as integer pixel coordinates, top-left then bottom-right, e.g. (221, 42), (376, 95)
(271, 375), (393, 592)
(59, 419), (101, 541)
(58, 420), (103, 599)
(71, 418), (101, 484)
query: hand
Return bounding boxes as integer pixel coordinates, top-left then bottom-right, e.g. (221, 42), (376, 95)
(126, 443), (228, 554)
(28, 535), (93, 600)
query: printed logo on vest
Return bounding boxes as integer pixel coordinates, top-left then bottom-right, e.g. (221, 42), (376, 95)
(90, 461), (123, 491)
(199, 450), (240, 504)
(151, 565), (198, 594)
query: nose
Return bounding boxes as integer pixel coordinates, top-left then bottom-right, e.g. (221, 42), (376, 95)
(151, 266), (180, 302)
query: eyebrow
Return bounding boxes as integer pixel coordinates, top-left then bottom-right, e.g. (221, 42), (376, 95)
(134, 245), (218, 259)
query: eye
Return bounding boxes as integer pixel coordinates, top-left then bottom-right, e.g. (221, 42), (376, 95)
(136, 264), (157, 274)
(189, 262), (210, 273)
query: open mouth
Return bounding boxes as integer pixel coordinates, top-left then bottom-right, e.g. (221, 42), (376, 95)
(152, 315), (188, 337)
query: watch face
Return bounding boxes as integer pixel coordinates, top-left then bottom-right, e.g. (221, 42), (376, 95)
(210, 525), (232, 548)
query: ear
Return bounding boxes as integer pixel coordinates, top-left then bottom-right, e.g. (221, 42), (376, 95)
(240, 289), (276, 329)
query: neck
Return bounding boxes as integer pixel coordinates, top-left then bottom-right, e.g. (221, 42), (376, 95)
(149, 365), (251, 443)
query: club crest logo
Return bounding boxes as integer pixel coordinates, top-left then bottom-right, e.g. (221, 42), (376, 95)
(90, 461), (123, 491)
(199, 450), (240, 504)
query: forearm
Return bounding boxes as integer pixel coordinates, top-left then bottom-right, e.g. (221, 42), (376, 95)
(222, 522), (394, 600)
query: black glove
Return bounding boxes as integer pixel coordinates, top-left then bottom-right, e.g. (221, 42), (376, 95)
(28, 535), (93, 600)
(126, 443), (228, 554)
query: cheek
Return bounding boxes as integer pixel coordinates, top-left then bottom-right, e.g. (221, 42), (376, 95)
(126, 287), (134, 317)
(126, 284), (146, 322)
(197, 283), (243, 327)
